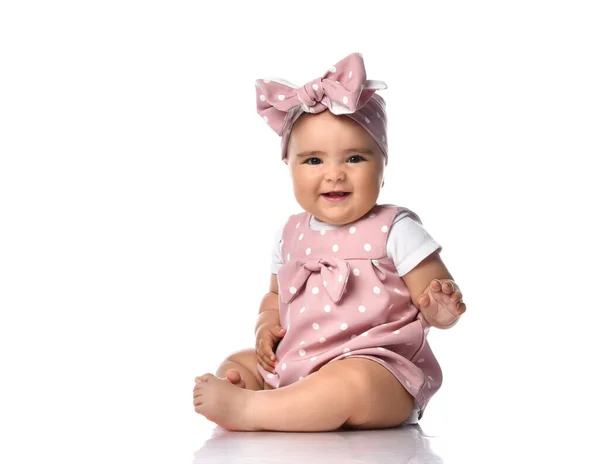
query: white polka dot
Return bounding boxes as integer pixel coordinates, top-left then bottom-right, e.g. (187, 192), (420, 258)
(312, 323), (319, 330)
(364, 243), (371, 251)
(312, 83), (319, 91)
(298, 233), (304, 240)
(289, 286), (297, 294)
(400, 316), (407, 321)
(361, 331), (369, 336)
(377, 347), (385, 352)
(349, 71), (353, 78)
(328, 266), (333, 270)
(428, 376), (434, 381)
(296, 222), (300, 228)
(343, 348), (350, 353)
(324, 305), (331, 312)
(364, 116), (370, 124)
(330, 65), (336, 72)
(323, 281), (327, 288)
(263, 116), (269, 122)
(299, 349), (306, 356)
(394, 288), (401, 293)
(381, 225), (389, 233)
(340, 322), (348, 331)
(306, 248), (311, 255)
(259, 94), (266, 101)
(350, 334), (357, 340)
(312, 286), (319, 294)
(358, 305), (366, 313)
(343, 96), (349, 105)
(319, 337), (326, 343)
(332, 244), (339, 252)
(277, 94), (285, 101)
(338, 274), (343, 282)
(299, 376), (304, 380)
(320, 229), (326, 235)
(349, 226), (357, 234)
(267, 373), (274, 378)
(405, 380), (411, 389)
(353, 268), (360, 276)
(373, 286), (381, 295)
(286, 253), (290, 261)
(369, 213), (376, 218)
(300, 340), (305, 345)
(309, 356), (317, 362)
(300, 306), (306, 313)
(417, 359), (425, 363)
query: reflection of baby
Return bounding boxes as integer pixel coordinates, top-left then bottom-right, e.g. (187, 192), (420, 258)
(193, 53), (466, 432)
(193, 425), (443, 464)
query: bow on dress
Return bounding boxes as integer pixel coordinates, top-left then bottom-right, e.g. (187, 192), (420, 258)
(256, 52), (387, 136)
(278, 258), (351, 304)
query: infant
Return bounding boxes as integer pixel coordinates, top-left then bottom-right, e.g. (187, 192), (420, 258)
(193, 53), (466, 432)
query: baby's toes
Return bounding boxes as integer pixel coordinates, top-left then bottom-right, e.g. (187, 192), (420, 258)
(225, 369), (247, 389)
(195, 373), (215, 384)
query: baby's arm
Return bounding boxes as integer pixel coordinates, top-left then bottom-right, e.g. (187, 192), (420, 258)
(255, 274), (285, 372)
(401, 250), (466, 329)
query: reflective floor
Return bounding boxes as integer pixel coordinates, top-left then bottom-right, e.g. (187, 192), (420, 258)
(193, 424), (443, 464)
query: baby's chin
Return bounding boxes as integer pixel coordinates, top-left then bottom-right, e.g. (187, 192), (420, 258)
(310, 205), (374, 226)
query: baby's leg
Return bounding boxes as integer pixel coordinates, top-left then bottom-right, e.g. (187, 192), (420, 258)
(194, 357), (414, 432)
(211, 348), (265, 391)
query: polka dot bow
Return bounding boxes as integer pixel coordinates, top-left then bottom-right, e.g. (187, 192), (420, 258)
(279, 258), (351, 304)
(255, 53), (389, 162)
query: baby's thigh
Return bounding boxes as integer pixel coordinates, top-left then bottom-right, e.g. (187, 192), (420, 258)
(224, 348), (266, 390)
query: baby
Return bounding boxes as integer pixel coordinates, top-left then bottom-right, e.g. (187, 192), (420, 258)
(193, 53), (466, 432)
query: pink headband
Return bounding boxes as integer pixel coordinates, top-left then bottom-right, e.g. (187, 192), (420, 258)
(255, 53), (388, 164)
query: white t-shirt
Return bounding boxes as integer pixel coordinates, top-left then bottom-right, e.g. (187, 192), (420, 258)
(271, 211), (442, 277)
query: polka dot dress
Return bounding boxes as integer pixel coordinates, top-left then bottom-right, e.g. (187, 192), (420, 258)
(257, 204), (443, 420)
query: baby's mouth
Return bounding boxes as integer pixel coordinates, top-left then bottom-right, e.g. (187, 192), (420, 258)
(322, 191), (351, 201)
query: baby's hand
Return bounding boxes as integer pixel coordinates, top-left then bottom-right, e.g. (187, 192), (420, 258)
(418, 279), (466, 329)
(255, 323), (286, 373)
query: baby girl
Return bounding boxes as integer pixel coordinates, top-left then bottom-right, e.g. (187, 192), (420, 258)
(193, 53), (466, 432)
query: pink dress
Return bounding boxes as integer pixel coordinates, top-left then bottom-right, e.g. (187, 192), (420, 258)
(257, 204), (443, 420)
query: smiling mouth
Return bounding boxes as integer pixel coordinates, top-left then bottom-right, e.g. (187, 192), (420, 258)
(322, 192), (351, 201)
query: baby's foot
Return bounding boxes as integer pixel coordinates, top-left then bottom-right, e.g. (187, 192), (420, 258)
(224, 369), (246, 389)
(418, 279), (466, 329)
(195, 369), (246, 389)
(193, 374), (257, 431)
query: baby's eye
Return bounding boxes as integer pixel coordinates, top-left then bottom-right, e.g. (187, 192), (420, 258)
(304, 157), (322, 165)
(347, 155), (365, 163)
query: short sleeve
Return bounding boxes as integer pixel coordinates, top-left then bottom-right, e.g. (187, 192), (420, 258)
(270, 224), (285, 274)
(387, 211), (442, 276)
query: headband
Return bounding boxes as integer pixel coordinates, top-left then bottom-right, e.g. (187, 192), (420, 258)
(255, 53), (388, 164)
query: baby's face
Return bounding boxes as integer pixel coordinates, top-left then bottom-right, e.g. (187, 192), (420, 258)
(286, 111), (385, 226)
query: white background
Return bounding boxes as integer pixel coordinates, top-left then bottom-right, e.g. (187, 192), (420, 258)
(1, 1), (598, 462)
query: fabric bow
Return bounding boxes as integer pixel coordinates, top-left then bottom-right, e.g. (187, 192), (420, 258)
(256, 52), (387, 136)
(278, 258), (351, 304)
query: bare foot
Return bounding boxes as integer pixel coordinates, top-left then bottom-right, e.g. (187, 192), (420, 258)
(193, 374), (257, 431)
(224, 369), (246, 389)
(195, 369), (246, 388)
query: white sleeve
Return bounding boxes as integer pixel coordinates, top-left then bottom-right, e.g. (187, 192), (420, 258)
(270, 224), (285, 274)
(387, 212), (442, 277)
